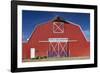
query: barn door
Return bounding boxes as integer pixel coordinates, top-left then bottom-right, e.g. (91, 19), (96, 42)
(31, 48), (35, 58)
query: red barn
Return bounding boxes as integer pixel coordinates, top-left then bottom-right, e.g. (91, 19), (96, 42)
(22, 16), (90, 60)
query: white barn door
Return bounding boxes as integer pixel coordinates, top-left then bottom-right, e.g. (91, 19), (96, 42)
(31, 48), (35, 58)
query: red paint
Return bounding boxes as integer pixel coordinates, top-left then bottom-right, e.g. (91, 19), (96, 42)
(22, 17), (90, 59)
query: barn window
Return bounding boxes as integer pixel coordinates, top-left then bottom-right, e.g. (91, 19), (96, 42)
(53, 22), (64, 33)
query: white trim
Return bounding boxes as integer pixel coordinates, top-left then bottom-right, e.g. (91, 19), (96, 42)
(22, 5), (91, 42)
(17, 5), (94, 68)
(39, 40), (77, 43)
(49, 38), (68, 42)
(66, 20), (89, 42)
(48, 42), (68, 57)
(26, 21), (50, 42)
(53, 22), (64, 33)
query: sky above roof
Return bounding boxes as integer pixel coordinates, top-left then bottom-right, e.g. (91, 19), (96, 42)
(22, 10), (90, 41)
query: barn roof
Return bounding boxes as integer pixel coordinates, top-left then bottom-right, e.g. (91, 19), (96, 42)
(52, 16), (70, 24)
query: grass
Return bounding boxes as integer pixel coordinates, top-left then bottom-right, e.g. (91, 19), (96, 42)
(22, 56), (90, 62)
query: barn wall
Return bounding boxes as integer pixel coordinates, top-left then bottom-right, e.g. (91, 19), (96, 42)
(22, 21), (90, 59)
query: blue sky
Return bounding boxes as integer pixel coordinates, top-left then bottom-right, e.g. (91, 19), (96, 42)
(22, 10), (90, 41)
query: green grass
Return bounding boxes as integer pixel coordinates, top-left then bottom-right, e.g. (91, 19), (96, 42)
(22, 56), (90, 62)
